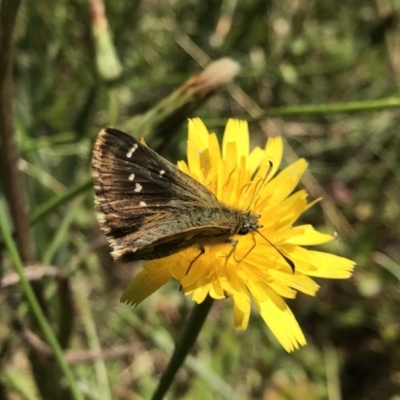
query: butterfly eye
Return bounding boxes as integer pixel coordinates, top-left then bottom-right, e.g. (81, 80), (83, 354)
(238, 226), (249, 235)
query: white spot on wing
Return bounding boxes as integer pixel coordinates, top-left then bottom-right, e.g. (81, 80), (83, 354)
(129, 173), (135, 181)
(134, 183), (143, 192)
(159, 169), (166, 177)
(126, 144), (138, 158)
(139, 201), (147, 207)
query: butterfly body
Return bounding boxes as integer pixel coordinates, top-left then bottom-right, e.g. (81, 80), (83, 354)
(92, 128), (260, 262)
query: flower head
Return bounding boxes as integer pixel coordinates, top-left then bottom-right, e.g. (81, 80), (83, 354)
(121, 118), (354, 352)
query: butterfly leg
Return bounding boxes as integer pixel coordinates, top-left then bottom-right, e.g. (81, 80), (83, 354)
(185, 246), (205, 275)
(180, 247), (206, 291)
(224, 238), (238, 266)
(223, 234), (256, 265)
(234, 232), (257, 263)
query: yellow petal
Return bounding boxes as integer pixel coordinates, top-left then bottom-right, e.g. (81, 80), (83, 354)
(283, 245), (354, 279)
(177, 160), (189, 174)
(187, 118), (210, 174)
(191, 284), (211, 303)
(303, 251), (355, 279)
(222, 119), (249, 160)
(250, 136), (284, 188)
(207, 133), (222, 184)
(261, 159), (308, 206)
(285, 225), (334, 246)
(121, 262), (171, 305)
(205, 274), (226, 299)
(233, 292), (251, 330)
(247, 146), (265, 174)
(188, 118), (210, 149)
(224, 141), (238, 172)
(259, 190), (309, 231)
(263, 136), (283, 180)
(268, 270), (320, 296)
(255, 288), (307, 352)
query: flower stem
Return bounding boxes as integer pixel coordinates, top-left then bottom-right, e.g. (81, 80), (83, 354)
(206, 97), (400, 127)
(151, 296), (214, 400)
(254, 97), (400, 119)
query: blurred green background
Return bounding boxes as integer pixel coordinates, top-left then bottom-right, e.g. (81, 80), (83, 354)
(1, 1), (400, 399)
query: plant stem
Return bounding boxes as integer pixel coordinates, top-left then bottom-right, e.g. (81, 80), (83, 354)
(0, 208), (84, 400)
(151, 296), (214, 400)
(207, 97), (400, 127)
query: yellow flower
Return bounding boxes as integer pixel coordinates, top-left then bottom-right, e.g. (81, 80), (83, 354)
(121, 118), (354, 352)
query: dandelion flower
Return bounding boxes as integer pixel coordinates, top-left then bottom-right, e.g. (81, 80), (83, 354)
(121, 118), (354, 352)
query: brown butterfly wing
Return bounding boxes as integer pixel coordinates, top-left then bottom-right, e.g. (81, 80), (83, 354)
(92, 128), (233, 261)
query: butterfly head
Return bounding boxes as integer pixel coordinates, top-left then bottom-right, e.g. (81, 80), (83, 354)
(237, 212), (261, 235)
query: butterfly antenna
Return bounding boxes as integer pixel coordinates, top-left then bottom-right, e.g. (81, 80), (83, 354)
(246, 161), (273, 212)
(255, 229), (295, 273)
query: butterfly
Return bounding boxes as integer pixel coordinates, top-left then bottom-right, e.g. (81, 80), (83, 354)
(91, 128), (262, 264)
